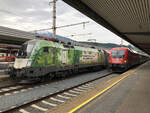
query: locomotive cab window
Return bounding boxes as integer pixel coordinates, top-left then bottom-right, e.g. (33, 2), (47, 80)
(43, 47), (49, 54)
(112, 50), (125, 58)
(17, 43), (35, 58)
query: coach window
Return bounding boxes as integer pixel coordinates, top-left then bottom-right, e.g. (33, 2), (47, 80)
(43, 47), (49, 54)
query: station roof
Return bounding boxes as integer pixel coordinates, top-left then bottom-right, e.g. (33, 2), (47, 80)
(0, 26), (36, 45)
(0, 44), (20, 49)
(63, 0), (150, 54)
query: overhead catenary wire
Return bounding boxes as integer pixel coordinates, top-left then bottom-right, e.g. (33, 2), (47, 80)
(32, 21), (90, 32)
(65, 33), (92, 38)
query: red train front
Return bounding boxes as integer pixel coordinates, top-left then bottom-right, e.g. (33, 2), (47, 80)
(108, 47), (140, 72)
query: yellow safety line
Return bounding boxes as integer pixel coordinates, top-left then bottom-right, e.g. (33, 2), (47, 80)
(68, 69), (137, 113)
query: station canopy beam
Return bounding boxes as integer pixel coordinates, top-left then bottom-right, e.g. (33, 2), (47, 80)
(0, 26), (36, 45)
(63, 0), (150, 54)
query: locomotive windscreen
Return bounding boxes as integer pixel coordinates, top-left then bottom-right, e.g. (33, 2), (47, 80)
(112, 50), (125, 58)
(17, 43), (35, 58)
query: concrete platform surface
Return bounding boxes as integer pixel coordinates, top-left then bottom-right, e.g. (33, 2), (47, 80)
(47, 61), (150, 113)
(77, 62), (150, 113)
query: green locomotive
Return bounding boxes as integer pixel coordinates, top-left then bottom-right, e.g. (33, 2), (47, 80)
(10, 39), (107, 80)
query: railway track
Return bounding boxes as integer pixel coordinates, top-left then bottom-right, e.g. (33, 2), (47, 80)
(0, 76), (19, 89)
(0, 69), (109, 97)
(0, 80), (64, 97)
(0, 85), (23, 96)
(0, 71), (113, 113)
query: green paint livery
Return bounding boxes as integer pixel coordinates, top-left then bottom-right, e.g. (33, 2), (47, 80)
(12, 39), (106, 78)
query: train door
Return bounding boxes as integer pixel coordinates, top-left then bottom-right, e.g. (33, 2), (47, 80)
(52, 47), (56, 65)
(74, 50), (81, 65)
(98, 50), (103, 64)
(43, 47), (50, 65)
(62, 49), (68, 64)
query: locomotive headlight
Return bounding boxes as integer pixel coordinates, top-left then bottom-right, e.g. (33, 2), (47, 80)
(124, 60), (127, 63)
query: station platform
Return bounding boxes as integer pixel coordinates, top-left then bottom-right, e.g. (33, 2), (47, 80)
(79, 61), (150, 113)
(47, 61), (150, 113)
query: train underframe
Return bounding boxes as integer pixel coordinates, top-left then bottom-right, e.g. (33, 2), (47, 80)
(10, 63), (105, 82)
(109, 63), (129, 72)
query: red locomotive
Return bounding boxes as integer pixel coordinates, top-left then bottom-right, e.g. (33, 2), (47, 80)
(108, 47), (148, 72)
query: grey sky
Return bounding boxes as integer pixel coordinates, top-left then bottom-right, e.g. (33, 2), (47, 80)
(0, 0), (129, 44)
